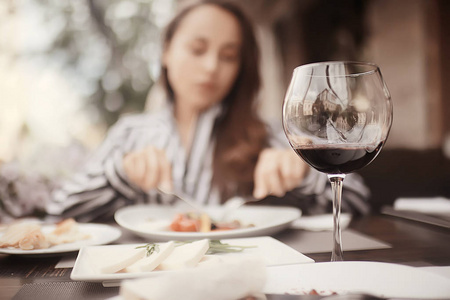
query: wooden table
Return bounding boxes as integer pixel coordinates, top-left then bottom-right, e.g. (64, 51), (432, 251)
(1, 213), (449, 300)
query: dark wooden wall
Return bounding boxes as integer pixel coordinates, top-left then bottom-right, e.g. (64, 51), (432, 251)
(359, 149), (450, 211)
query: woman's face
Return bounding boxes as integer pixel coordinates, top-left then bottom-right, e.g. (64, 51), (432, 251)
(163, 4), (242, 112)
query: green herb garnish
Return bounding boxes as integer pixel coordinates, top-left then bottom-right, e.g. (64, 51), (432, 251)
(175, 240), (256, 254)
(136, 243), (160, 257)
(205, 240), (257, 254)
(137, 240), (256, 257)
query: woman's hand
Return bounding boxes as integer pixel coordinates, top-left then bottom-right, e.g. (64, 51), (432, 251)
(253, 148), (309, 199)
(122, 146), (173, 192)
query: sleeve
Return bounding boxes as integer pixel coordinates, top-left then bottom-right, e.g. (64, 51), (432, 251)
(264, 119), (371, 216)
(45, 117), (146, 222)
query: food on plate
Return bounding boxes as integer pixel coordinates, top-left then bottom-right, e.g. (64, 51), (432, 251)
(158, 239), (209, 270)
(0, 218), (91, 250)
(46, 218), (91, 245)
(89, 247), (147, 274)
(304, 289), (338, 296)
(169, 212), (252, 232)
(88, 239), (256, 274)
(89, 239), (209, 274)
(0, 223), (49, 250)
(125, 241), (175, 273)
(170, 213), (200, 232)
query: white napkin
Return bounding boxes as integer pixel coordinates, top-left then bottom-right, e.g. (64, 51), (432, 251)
(421, 266), (450, 279)
(119, 255), (266, 300)
(394, 197), (450, 214)
(290, 213), (352, 231)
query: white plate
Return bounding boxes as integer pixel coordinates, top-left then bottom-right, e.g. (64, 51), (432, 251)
(264, 261), (450, 298)
(114, 205), (301, 241)
(71, 236), (314, 282)
(0, 223), (122, 255)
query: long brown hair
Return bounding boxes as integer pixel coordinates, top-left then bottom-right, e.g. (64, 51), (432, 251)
(160, 0), (267, 200)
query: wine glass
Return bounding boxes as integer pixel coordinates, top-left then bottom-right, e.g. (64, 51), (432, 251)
(282, 61), (393, 261)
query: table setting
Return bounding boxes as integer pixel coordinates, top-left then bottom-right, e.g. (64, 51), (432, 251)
(1, 61), (450, 300)
(2, 204), (450, 300)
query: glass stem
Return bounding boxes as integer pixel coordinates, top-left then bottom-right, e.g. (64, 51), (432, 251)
(328, 174), (346, 262)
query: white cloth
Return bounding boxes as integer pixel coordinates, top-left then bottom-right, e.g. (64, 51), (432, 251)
(119, 255), (266, 300)
(394, 197), (450, 214)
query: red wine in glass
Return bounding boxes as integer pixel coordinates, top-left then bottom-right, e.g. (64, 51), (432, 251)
(282, 62), (393, 261)
(294, 142), (384, 174)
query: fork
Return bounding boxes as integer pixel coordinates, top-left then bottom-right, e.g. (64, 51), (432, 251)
(157, 188), (204, 213)
(220, 196), (259, 222)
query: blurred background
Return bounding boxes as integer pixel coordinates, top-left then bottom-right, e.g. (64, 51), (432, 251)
(1, 0), (449, 217)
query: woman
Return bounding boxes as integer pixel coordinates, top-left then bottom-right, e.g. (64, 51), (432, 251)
(47, 0), (370, 222)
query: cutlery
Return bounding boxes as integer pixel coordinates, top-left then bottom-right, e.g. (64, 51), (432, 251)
(220, 196), (259, 222)
(157, 188), (204, 213)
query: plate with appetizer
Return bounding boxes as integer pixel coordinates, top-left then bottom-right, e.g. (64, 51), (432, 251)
(71, 236), (314, 283)
(114, 204), (301, 241)
(0, 218), (122, 255)
(263, 261), (450, 298)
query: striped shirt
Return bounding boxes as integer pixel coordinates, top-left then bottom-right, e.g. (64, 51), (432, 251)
(46, 103), (370, 222)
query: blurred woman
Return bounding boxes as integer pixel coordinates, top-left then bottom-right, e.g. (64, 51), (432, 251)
(47, 0), (370, 222)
